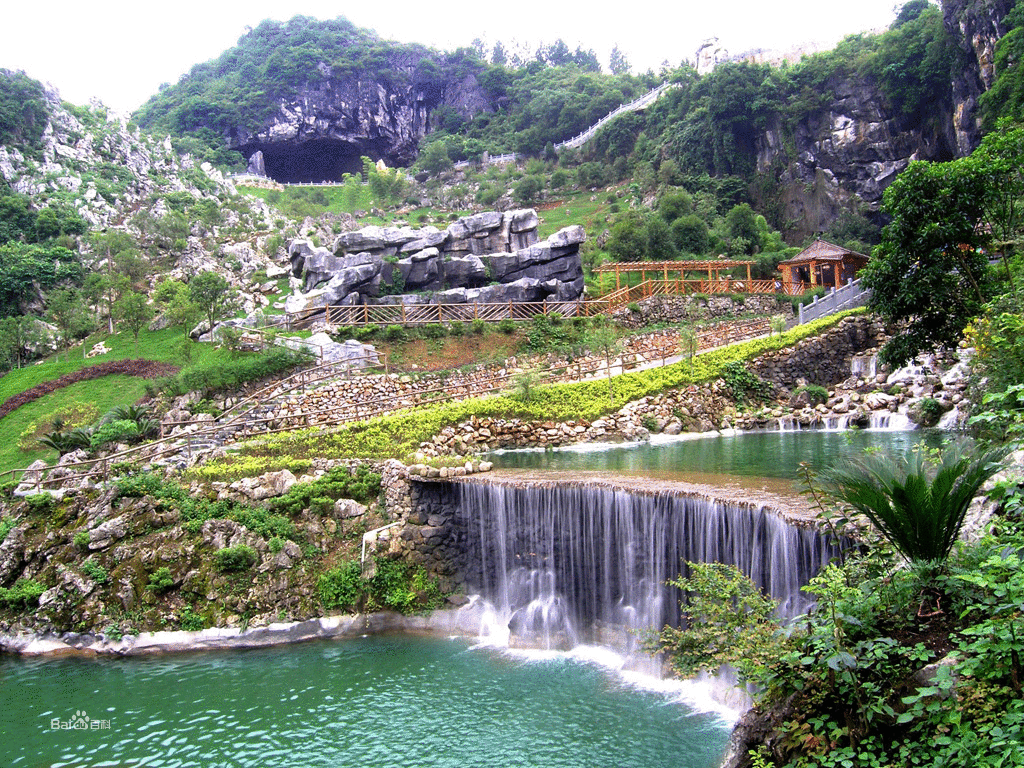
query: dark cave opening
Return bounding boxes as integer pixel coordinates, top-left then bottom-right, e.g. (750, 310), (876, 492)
(243, 138), (366, 184)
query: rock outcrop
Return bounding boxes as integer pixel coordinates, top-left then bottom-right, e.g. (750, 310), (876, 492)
(284, 210), (586, 317)
(226, 52), (495, 181)
(755, 0), (1014, 239)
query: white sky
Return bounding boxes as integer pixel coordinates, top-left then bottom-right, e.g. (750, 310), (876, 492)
(5, 0), (905, 114)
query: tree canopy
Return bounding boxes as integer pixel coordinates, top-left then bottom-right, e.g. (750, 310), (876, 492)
(862, 159), (992, 365)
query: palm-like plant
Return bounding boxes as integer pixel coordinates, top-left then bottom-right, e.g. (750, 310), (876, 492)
(820, 444), (1010, 567)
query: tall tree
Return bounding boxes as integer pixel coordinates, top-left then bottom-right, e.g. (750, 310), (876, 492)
(189, 271), (233, 336)
(609, 45), (630, 75)
(115, 291), (154, 351)
(46, 288), (89, 362)
(861, 159), (991, 366)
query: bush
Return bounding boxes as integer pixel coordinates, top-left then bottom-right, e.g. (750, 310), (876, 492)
(272, 465), (381, 515)
(420, 323), (447, 339)
(146, 566), (174, 593)
(497, 318), (516, 335)
(81, 559), (109, 584)
(318, 561), (363, 611)
(212, 544), (258, 573)
(470, 318), (487, 335)
(148, 348), (311, 399)
(0, 578), (46, 608)
(447, 322), (465, 337)
(89, 419), (141, 450)
(794, 384), (829, 406)
(382, 324), (407, 343)
(179, 605), (207, 631)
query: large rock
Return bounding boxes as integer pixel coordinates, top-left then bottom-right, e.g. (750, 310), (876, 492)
(284, 211), (586, 319)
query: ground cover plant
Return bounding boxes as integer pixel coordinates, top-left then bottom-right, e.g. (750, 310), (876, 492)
(210, 311), (859, 473)
(648, 442), (1024, 768)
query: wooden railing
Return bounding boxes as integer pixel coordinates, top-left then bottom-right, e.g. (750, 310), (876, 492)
(269, 279), (808, 329)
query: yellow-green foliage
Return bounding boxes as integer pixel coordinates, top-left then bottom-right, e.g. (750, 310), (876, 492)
(237, 311), (861, 462)
(17, 401), (100, 451)
(184, 455), (313, 483)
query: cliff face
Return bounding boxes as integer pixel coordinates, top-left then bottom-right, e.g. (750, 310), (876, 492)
(755, 0), (1012, 240)
(944, 0), (1015, 151)
(227, 54), (494, 182)
(756, 78), (958, 238)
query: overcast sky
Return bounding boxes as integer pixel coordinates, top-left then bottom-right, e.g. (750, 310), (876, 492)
(6, 0), (906, 114)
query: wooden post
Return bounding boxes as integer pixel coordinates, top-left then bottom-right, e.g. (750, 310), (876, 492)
(746, 263), (751, 283)
(616, 264), (621, 291)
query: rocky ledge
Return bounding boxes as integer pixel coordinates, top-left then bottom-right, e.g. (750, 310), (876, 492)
(284, 209), (586, 317)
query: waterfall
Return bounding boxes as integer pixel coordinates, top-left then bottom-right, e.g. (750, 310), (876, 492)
(775, 411), (913, 432)
(454, 480), (840, 652)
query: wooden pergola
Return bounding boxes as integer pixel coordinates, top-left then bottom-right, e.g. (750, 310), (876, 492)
(594, 260), (755, 292)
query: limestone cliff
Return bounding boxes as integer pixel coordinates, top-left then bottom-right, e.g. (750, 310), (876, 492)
(754, 0), (1013, 239)
(227, 52), (495, 182)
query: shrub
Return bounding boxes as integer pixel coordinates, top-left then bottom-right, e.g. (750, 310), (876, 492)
(179, 606), (207, 631)
(0, 578), (46, 608)
(318, 561), (363, 611)
(420, 323), (447, 339)
(382, 324), (407, 343)
(497, 318), (516, 335)
(272, 465), (381, 515)
(793, 384), (829, 406)
(89, 419), (140, 450)
(81, 559), (108, 584)
(212, 544), (258, 573)
(268, 536), (285, 554)
(0, 518), (15, 543)
(470, 318), (487, 335)
(148, 348), (310, 399)
(25, 494), (56, 514)
(146, 567), (174, 593)
(820, 444), (1011, 569)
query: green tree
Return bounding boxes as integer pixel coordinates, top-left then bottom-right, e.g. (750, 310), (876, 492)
(189, 272), (233, 336)
(418, 141), (452, 176)
(154, 278), (200, 333)
(644, 215), (677, 260)
(671, 215), (710, 256)
(586, 323), (621, 400)
(658, 189), (693, 223)
(725, 203), (760, 254)
(862, 159), (991, 366)
(115, 291), (154, 350)
(607, 212), (646, 262)
(609, 45), (630, 75)
(0, 314), (45, 369)
(46, 288), (90, 361)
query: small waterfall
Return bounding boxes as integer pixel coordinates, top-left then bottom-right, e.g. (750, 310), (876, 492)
(850, 352), (878, 379)
(455, 481), (841, 652)
(774, 411), (913, 432)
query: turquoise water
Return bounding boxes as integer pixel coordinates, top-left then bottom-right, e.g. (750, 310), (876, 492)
(0, 635), (730, 768)
(490, 429), (951, 485)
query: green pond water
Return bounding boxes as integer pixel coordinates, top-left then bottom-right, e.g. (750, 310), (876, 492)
(490, 429), (949, 489)
(4, 430), (943, 767)
(0, 635), (730, 768)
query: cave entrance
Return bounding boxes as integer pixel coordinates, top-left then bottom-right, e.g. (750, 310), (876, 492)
(244, 139), (365, 184)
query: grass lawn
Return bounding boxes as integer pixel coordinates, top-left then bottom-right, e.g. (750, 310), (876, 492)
(0, 375), (151, 474)
(0, 327), (239, 475)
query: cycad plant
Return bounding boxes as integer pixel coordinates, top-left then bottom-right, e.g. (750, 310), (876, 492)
(820, 444), (1009, 569)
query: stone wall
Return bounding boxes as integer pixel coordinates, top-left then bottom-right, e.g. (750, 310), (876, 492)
(610, 295), (788, 330)
(382, 473), (469, 594)
(750, 314), (885, 388)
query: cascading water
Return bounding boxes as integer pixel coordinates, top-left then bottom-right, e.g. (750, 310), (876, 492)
(454, 480), (841, 653)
